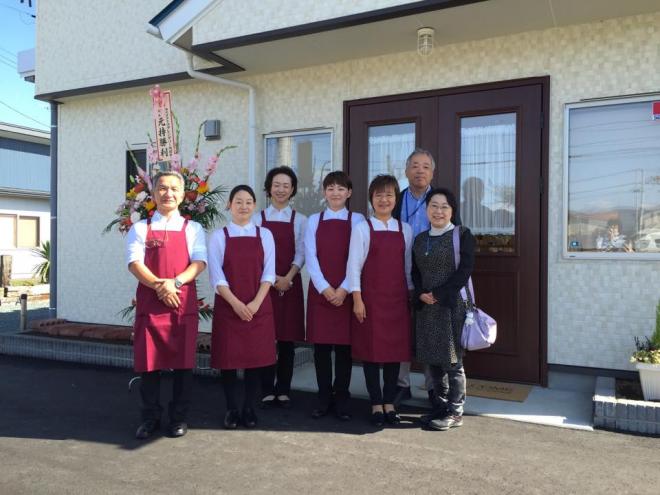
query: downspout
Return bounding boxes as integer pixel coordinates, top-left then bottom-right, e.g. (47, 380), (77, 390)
(49, 101), (58, 318)
(183, 53), (256, 189)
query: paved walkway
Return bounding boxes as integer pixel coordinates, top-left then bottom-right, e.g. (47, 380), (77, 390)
(0, 296), (49, 334)
(1, 355), (658, 495)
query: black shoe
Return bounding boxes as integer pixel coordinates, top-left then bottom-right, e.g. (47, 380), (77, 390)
(168, 421), (188, 438)
(260, 395), (276, 409)
(429, 415), (464, 431)
(276, 395), (291, 408)
(420, 405), (447, 426)
(242, 408), (258, 428)
(223, 409), (240, 430)
(135, 419), (160, 440)
(335, 409), (352, 422)
(385, 410), (401, 425)
(393, 386), (412, 407)
(312, 405), (332, 419)
(370, 411), (385, 427)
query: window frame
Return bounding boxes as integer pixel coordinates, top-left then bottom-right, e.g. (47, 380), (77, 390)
(263, 127), (334, 172)
(563, 95), (660, 260)
(0, 213), (17, 249)
(0, 213), (40, 249)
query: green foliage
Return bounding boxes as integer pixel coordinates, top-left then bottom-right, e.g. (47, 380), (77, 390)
(631, 299), (660, 365)
(31, 241), (50, 283)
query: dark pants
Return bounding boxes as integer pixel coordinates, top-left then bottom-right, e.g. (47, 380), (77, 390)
(362, 362), (400, 406)
(429, 362), (466, 416)
(314, 344), (352, 408)
(221, 368), (261, 411)
(140, 369), (192, 423)
(261, 340), (295, 396)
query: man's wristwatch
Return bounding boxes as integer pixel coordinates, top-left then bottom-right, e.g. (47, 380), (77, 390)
(174, 277), (183, 289)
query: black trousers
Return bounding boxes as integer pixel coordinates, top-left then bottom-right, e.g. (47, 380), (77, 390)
(261, 340), (295, 396)
(314, 344), (352, 408)
(221, 368), (261, 411)
(140, 369), (192, 423)
(362, 362), (400, 406)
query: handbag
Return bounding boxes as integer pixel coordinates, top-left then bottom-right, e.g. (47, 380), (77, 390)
(452, 227), (497, 351)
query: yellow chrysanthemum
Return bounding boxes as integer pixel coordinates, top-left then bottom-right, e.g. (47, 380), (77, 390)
(144, 200), (156, 211)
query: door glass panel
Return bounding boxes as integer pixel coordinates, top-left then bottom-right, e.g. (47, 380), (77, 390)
(460, 113), (516, 253)
(368, 123), (415, 192)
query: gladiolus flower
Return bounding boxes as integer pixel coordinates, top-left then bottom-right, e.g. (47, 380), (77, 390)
(197, 181), (209, 194)
(171, 154), (182, 171)
(133, 183), (145, 193)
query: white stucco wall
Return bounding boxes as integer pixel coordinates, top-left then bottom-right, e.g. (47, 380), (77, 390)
(0, 196), (50, 279)
(54, 12), (660, 371)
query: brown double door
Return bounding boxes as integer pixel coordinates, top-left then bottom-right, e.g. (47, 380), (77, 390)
(345, 78), (548, 384)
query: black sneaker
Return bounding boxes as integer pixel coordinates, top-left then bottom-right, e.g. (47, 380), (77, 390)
(429, 415), (463, 431)
(420, 405), (447, 426)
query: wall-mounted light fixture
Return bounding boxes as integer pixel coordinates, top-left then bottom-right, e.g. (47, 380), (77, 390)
(417, 27), (435, 57)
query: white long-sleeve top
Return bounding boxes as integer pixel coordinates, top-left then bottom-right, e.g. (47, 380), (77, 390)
(125, 210), (207, 266)
(346, 216), (414, 293)
(304, 208), (366, 294)
(207, 222), (276, 292)
(252, 205), (306, 269)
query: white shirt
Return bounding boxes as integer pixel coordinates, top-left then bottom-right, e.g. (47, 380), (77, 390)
(125, 210), (207, 266)
(207, 221), (276, 291)
(346, 216), (414, 293)
(252, 205), (307, 269)
(304, 208), (366, 294)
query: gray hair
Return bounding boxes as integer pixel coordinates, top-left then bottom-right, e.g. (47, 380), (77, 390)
(405, 148), (436, 170)
(153, 171), (185, 188)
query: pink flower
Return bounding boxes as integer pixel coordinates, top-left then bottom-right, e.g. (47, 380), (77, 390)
(206, 155), (219, 176)
(187, 157), (198, 172)
(170, 154), (181, 171)
(146, 145), (158, 164)
(149, 85), (162, 104)
(196, 203), (206, 213)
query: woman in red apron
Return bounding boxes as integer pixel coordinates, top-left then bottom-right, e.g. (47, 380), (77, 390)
(254, 166), (306, 408)
(305, 171), (365, 420)
(347, 175), (413, 427)
(208, 185), (276, 429)
(127, 171), (207, 440)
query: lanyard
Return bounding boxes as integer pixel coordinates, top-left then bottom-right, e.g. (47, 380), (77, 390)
(404, 189), (427, 224)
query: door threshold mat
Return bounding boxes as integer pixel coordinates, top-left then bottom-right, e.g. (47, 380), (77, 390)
(466, 379), (532, 402)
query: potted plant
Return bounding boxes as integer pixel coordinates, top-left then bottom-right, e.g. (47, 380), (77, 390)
(630, 299), (660, 401)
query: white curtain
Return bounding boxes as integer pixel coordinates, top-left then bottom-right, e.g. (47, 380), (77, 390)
(461, 123), (516, 235)
(368, 132), (415, 189)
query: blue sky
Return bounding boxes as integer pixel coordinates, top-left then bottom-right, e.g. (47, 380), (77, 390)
(0, 0), (50, 131)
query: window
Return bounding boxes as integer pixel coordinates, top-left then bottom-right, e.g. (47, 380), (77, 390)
(565, 97), (660, 259)
(264, 130), (333, 216)
(0, 214), (16, 248)
(126, 149), (147, 193)
(0, 214), (39, 248)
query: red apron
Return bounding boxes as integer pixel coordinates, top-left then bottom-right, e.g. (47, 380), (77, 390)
(306, 211), (353, 345)
(260, 210), (305, 342)
(211, 227), (276, 370)
(351, 219), (411, 363)
(133, 219), (198, 373)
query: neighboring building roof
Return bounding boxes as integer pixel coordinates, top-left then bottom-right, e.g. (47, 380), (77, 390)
(0, 122), (50, 145)
(0, 122), (50, 194)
